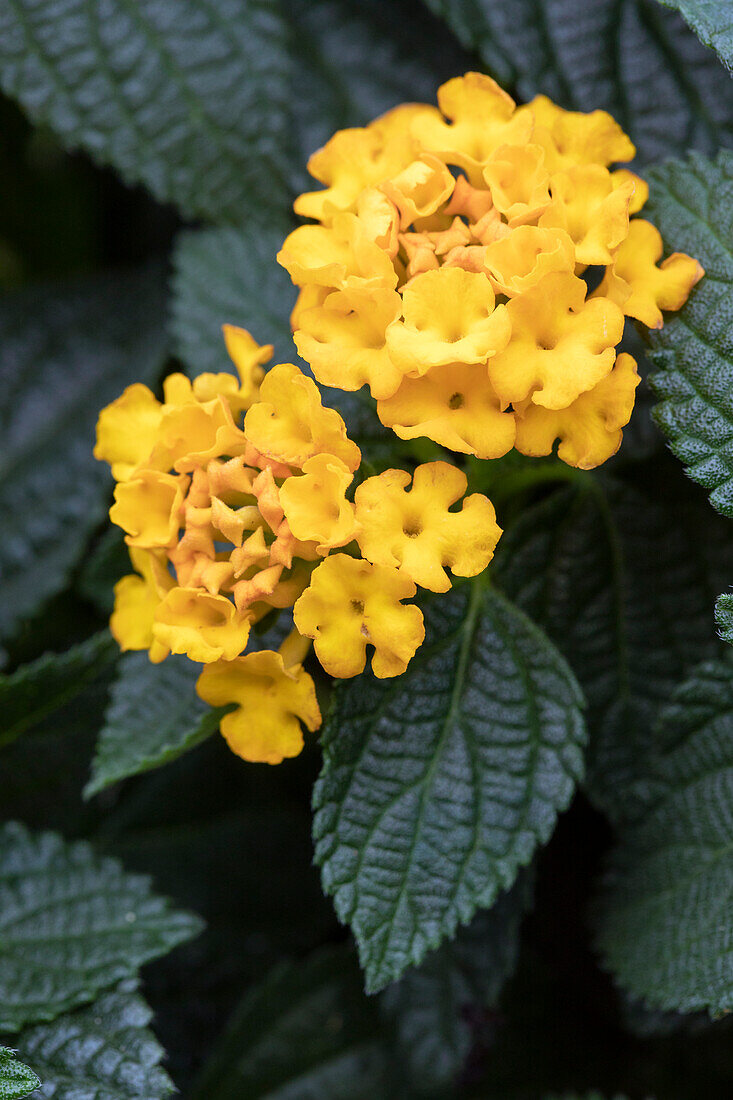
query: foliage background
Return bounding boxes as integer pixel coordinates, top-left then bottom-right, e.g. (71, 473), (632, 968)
(0, 1), (732, 1098)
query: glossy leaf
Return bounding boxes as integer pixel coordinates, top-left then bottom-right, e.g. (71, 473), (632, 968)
(314, 582), (585, 992)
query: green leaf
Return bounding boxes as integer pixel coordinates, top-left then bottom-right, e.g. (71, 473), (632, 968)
(595, 654), (733, 1014)
(314, 582), (585, 994)
(657, 0), (733, 69)
(0, 821), (203, 1032)
(495, 476), (732, 824)
(0, 1048), (39, 1100)
(85, 652), (223, 799)
(171, 223), (295, 373)
(284, 0), (473, 182)
(646, 152), (733, 517)
(422, 0), (733, 162)
(12, 980), (173, 1100)
(717, 592), (733, 644)
(0, 632), (117, 751)
(189, 946), (390, 1100)
(0, 266), (167, 644)
(381, 871), (533, 1092)
(0, 0), (292, 224)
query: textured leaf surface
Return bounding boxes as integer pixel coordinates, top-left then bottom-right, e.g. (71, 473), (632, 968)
(0, 1049), (39, 1100)
(658, 0), (733, 69)
(0, 822), (203, 1031)
(284, 0), (473, 181)
(717, 592), (733, 644)
(596, 655), (733, 1014)
(314, 582), (585, 993)
(496, 477), (732, 824)
(0, 632), (117, 751)
(381, 872), (532, 1092)
(0, 0), (291, 224)
(646, 152), (733, 516)
(422, 0), (732, 162)
(12, 981), (173, 1100)
(85, 652), (223, 798)
(189, 947), (389, 1100)
(0, 267), (166, 644)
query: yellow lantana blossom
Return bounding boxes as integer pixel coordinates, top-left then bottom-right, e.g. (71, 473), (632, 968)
(282, 71), (702, 470)
(355, 462), (501, 592)
(96, 324), (468, 765)
(293, 554), (425, 679)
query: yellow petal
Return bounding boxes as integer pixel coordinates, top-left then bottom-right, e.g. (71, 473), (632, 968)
(386, 267), (511, 374)
(153, 588), (251, 663)
(377, 360), (516, 459)
(94, 384), (162, 481)
(110, 470), (188, 549)
(355, 461), (501, 591)
(293, 554), (424, 678)
(380, 154), (455, 229)
(244, 363), (361, 471)
(539, 165), (634, 266)
(483, 226), (575, 296)
(280, 454), (357, 553)
(277, 213), (398, 292)
(294, 286), (404, 400)
(197, 650), (321, 764)
(482, 143), (552, 226)
(110, 547), (174, 656)
(487, 272), (624, 409)
(594, 219), (704, 329)
(515, 352), (640, 469)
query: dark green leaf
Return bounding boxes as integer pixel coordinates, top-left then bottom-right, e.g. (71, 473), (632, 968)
(422, 0), (732, 162)
(314, 582), (585, 993)
(0, 821), (203, 1031)
(0, 632), (117, 751)
(595, 654), (733, 1014)
(381, 871), (533, 1092)
(0, 0), (292, 224)
(495, 476), (732, 824)
(717, 592), (733, 644)
(0, 266), (166, 644)
(85, 652), (223, 799)
(646, 152), (733, 516)
(12, 980), (173, 1100)
(657, 0), (733, 69)
(0, 1048), (39, 1100)
(189, 946), (390, 1100)
(284, 0), (473, 183)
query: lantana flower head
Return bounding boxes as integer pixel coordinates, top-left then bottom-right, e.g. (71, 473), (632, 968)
(96, 328), (500, 764)
(279, 72), (704, 470)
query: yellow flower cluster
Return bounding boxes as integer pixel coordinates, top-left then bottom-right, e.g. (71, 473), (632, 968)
(95, 326), (501, 763)
(279, 72), (704, 470)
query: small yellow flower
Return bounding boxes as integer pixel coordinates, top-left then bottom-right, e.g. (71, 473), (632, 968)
(380, 154), (456, 229)
(482, 144), (551, 226)
(483, 226), (575, 296)
(521, 95), (636, 170)
(595, 218), (705, 328)
(539, 165), (634, 266)
(197, 649), (321, 764)
(110, 547), (173, 661)
(110, 469), (188, 549)
(294, 286), (404, 400)
(355, 461), (501, 592)
(377, 360), (516, 460)
(94, 383), (163, 481)
(277, 213), (397, 291)
(244, 363), (361, 471)
(280, 454), (357, 552)
(515, 352), (640, 469)
(153, 587), (252, 664)
(386, 267), (511, 374)
(412, 72), (533, 181)
(487, 272), (624, 409)
(188, 325), (270, 414)
(294, 554), (425, 678)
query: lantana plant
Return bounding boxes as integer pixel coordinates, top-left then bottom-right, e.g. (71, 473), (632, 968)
(1, 4), (732, 1099)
